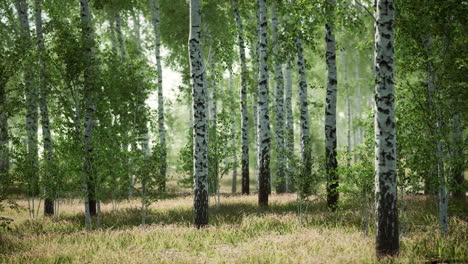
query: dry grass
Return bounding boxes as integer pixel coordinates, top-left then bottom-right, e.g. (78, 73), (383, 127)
(0, 191), (467, 263)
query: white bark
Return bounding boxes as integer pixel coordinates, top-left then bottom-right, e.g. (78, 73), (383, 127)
(250, 46), (259, 192)
(353, 52), (362, 146)
(115, 11), (126, 60)
(234, 0), (250, 195)
(149, 0), (167, 192)
(80, 0), (96, 231)
(15, 0), (39, 198)
(340, 50), (351, 166)
(296, 38), (311, 196)
(284, 62), (294, 192)
(257, 0), (270, 206)
(325, 0), (338, 208)
(425, 36), (448, 233)
(190, 0), (208, 227)
(207, 51), (218, 197)
(229, 71), (238, 194)
(271, 4), (285, 193)
(374, 0), (399, 255)
(35, 0), (55, 215)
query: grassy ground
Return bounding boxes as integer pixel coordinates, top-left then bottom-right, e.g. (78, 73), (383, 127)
(0, 179), (467, 263)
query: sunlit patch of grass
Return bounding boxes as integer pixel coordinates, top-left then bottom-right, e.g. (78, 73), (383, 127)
(0, 193), (466, 263)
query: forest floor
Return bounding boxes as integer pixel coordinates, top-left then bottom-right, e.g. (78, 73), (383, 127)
(0, 178), (467, 263)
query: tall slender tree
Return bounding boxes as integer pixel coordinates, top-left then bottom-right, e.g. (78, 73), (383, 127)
(15, 0), (40, 208)
(374, 0), (399, 256)
(284, 62), (294, 192)
(296, 38), (311, 196)
(271, 3), (285, 194)
(229, 70), (238, 194)
(257, 0), (270, 206)
(149, 0), (167, 192)
(34, 0), (55, 216)
(324, 0), (338, 210)
(340, 50), (351, 167)
(80, 0), (97, 229)
(189, 0), (209, 227)
(233, 0), (250, 195)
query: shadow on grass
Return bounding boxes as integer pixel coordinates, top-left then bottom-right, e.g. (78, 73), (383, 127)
(7, 194), (466, 237)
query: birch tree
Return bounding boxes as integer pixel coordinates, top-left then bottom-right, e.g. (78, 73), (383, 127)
(80, 0), (97, 229)
(296, 38), (312, 196)
(229, 71), (238, 194)
(34, 0), (55, 216)
(189, 0), (209, 227)
(284, 62), (294, 192)
(149, 0), (167, 192)
(424, 36), (447, 233)
(15, 0), (40, 212)
(233, 0), (250, 195)
(324, 0), (339, 210)
(271, 3), (285, 194)
(257, 0), (270, 206)
(340, 50), (351, 167)
(374, 0), (399, 256)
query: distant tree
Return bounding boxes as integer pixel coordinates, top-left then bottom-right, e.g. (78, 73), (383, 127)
(149, 0), (167, 193)
(233, 0), (250, 195)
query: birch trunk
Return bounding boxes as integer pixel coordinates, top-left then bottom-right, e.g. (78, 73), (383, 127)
(257, 0), (270, 206)
(132, 11), (151, 224)
(190, 0), (208, 227)
(229, 71), (238, 194)
(284, 62), (294, 192)
(353, 52), (362, 147)
(234, 0), (250, 195)
(271, 4), (285, 194)
(35, 0), (55, 216)
(208, 51), (218, 196)
(340, 50), (351, 167)
(374, 0), (399, 256)
(15, 0), (40, 199)
(250, 46), (259, 192)
(80, 0), (96, 229)
(324, 0), (338, 210)
(296, 38), (312, 196)
(149, 0), (167, 192)
(424, 36), (448, 233)
(115, 11), (126, 60)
